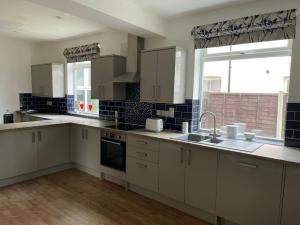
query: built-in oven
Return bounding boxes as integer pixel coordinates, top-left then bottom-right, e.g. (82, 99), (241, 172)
(101, 130), (126, 172)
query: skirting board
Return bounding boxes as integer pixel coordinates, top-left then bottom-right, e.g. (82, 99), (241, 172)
(0, 163), (72, 188)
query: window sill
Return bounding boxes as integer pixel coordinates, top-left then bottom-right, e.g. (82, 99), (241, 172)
(67, 111), (99, 119)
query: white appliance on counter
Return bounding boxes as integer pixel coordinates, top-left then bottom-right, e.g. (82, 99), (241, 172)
(146, 118), (163, 132)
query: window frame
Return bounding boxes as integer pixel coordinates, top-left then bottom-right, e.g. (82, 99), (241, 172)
(198, 40), (293, 140)
(71, 61), (99, 116)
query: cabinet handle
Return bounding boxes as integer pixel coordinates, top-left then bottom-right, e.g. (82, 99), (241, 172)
(136, 152), (148, 157)
(156, 85), (160, 99)
(180, 148), (184, 164)
(85, 129), (88, 140)
(137, 140), (148, 145)
(152, 85), (156, 99)
(238, 162), (258, 169)
(32, 132), (36, 143)
(187, 149), (192, 166)
(136, 162), (147, 168)
(38, 131), (42, 142)
(82, 128), (85, 140)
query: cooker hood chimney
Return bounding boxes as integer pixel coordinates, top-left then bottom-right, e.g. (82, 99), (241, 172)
(113, 34), (144, 83)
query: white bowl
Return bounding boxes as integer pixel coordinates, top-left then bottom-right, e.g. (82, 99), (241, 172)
(244, 132), (255, 141)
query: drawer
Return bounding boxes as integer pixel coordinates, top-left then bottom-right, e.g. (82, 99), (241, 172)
(127, 135), (159, 151)
(127, 146), (158, 163)
(126, 157), (158, 192)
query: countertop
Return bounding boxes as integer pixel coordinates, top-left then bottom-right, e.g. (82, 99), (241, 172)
(2, 113), (300, 165)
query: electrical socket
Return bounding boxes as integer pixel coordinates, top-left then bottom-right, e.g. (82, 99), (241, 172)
(46, 101), (52, 106)
(169, 108), (175, 118)
(156, 110), (162, 116)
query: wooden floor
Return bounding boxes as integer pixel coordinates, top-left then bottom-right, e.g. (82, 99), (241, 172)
(0, 169), (211, 225)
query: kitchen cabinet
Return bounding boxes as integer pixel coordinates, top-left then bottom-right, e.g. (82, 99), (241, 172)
(37, 125), (70, 170)
(126, 135), (159, 192)
(281, 164), (300, 225)
(31, 63), (64, 97)
(0, 129), (37, 179)
(140, 47), (186, 104)
(159, 142), (185, 202)
(91, 55), (126, 100)
(71, 125), (100, 173)
(185, 146), (218, 214)
(159, 141), (218, 213)
(216, 153), (283, 225)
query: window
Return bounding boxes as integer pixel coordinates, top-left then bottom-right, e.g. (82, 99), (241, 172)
(68, 61), (99, 115)
(199, 40), (292, 139)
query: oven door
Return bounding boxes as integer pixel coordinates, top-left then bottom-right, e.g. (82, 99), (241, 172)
(101, 137), (126, 171)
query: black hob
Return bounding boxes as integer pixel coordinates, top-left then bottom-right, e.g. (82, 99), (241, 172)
(104, 124), (143, 131)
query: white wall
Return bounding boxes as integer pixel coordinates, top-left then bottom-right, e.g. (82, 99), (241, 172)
(145, 0), (300, 101)
(0, 35), (34, 123)
(32, 30), (128, 95)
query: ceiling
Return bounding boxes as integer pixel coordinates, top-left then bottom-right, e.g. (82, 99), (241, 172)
(0, 0), (256, 42)
(127, 0), (256, 19)
(0, 0), (108, 41)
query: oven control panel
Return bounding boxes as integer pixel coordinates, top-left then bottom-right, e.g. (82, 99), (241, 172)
(101, 130), (126, 142)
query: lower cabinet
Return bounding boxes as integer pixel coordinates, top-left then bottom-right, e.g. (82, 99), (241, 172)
(281, 164), (300, 225)
(185, 146), (218, 214)
(0, 129), (37, 179)
(126, 136), (159, 192)
(71, 125), (100, 173)
(159, 142), (185, 202)
(159, 141), (218, 214)
(37, 125), (70, 170)
(216, 153), (283, 225)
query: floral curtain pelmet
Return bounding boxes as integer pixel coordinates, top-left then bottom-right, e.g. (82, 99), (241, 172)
(191, 9), (297, 49)
(63, 43), (100, 63)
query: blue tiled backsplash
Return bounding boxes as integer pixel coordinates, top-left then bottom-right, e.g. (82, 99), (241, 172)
(19, 83), (200, 132)
(285, 103), (300, 147)
(19, 93), (74, 114)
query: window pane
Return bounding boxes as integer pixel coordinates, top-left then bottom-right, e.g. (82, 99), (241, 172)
(75, 68), (84, 87)
(86, 90), (99, 114)
(207, 46), (230, 54)
(230, 57), (291, 93)
(75, 90), (85, 112)
(232, 40), (289, 52)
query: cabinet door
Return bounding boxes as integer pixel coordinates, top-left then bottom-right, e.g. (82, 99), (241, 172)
(156, 48), (176, 103)
(281, 165), (300, 225)
(102, 83), (114, 101)
(37, 126), (70, 170)
(127, 156), (158, 192)
(159, 142), (185, 202)
(85, 127), (100, 172)
(91, 57), (113, 99)
(70, 125), (86, 166)
(216, 153), (283, 225)
(185, 147), (218, 214)
(140, 51), (158, 102)
(14, 130), (38, 175)
(0, 130), (37, 179)
(31, 64), (53, 97)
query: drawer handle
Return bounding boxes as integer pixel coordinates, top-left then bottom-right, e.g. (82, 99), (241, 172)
(136, 140), (148, 145)
(238, 162), (258, 169)
(136, 162), (147, 168)
(136, 152), (148, 157)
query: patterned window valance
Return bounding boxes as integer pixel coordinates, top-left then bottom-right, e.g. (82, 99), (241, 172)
(63, 43), (100, 63)
(191, 9), (297, 49)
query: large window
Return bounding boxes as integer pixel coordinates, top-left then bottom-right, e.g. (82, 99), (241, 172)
(199, 40), (292, 139)
(68, 61), (99, 115)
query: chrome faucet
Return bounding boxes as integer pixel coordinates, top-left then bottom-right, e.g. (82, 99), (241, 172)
(114, 111), (118, 127)
(200, 111), (217, 141)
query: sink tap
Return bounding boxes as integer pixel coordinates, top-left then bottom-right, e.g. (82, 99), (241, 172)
(114, 111), (118, 128)
(200, 112), (217, 141)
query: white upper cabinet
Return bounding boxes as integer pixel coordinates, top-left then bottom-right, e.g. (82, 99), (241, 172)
(31, 63), (64, 98)
(91, 55), (126, 101)
(140, 47), (186, 104)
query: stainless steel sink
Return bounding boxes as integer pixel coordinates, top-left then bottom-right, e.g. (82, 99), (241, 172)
(202, 138), (223, 144)
(173, 133), (210, 142)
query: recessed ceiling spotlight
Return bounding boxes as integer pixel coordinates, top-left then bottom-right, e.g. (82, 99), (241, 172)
(56, 16), (63, 20)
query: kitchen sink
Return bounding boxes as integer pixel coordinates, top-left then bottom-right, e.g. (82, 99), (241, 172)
(172, 133), (210, 142)
(202, 138), (223, 144)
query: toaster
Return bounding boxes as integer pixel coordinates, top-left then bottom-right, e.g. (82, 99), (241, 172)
(145, 118), (163, 132)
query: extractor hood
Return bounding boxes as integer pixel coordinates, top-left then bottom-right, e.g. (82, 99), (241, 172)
(113, 34), (144, 83)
